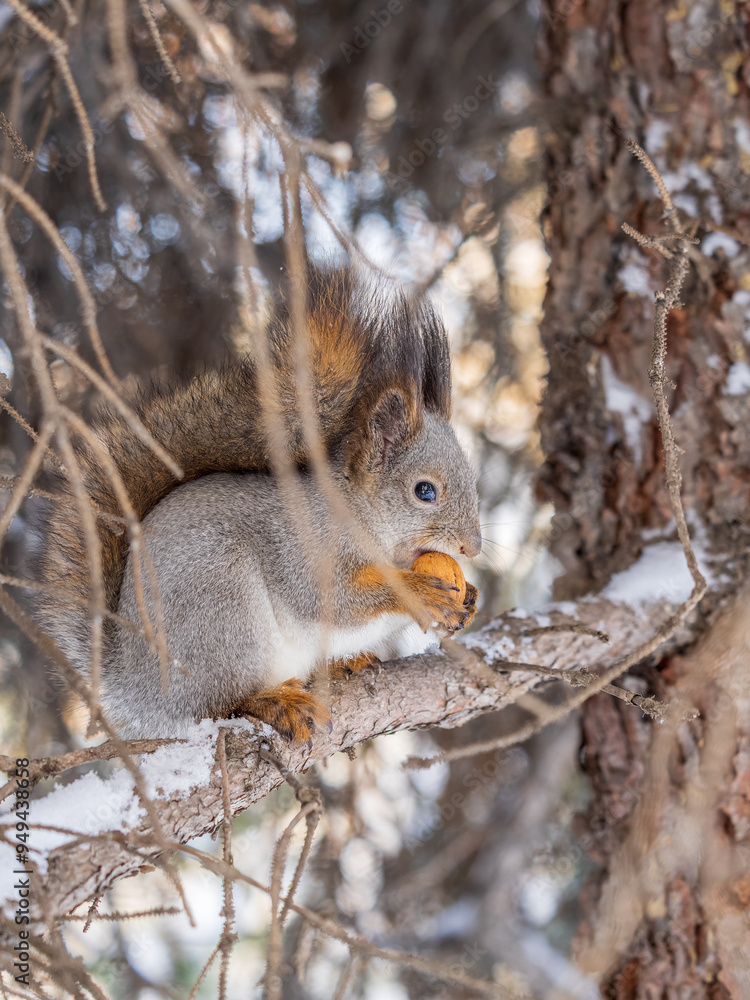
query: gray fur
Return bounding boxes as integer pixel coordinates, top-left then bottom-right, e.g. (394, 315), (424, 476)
(103, 411), (481, 737)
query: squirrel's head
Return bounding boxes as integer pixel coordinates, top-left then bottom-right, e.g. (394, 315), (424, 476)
(340, 388), (482, 568)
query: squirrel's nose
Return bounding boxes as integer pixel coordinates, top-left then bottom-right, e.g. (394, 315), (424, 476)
(460, 532), (482, 558)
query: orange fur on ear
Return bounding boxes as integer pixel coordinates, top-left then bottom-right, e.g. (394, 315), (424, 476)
(37, 264), (457, 697)
(411, 552), (467, 604)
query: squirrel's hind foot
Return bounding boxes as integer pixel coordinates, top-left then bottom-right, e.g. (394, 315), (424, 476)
(231, 679), (331, 743)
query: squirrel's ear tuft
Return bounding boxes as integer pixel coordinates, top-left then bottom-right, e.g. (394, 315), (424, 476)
(366, 388), (417, 471)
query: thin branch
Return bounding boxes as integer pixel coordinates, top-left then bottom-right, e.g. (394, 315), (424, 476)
(625, 137), (680, 231)
(186, 944), (220, 1000)
(0, 737), (182, 802)
(0, 110), (33, 162)
(61, 907), (183, 921)
(177, 840), (528, 1000)
(3, 0), (106, 210)
(39, 334), (181, 477)
(0, 419), (57, 548)
(216, 729), (236, 1000)
(332, 955), (362, 1000)
(135, 0), (182, 84)
(523, 622), (609, 642)
(492, 660), (697, 721)
(406, 141), (707, 769)
(265, 798), (320, 1000)
(0, 173), (115, 382)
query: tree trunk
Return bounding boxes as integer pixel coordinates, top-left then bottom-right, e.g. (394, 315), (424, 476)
(537, 0), (750, 994)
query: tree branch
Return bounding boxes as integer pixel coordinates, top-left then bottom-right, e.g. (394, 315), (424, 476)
(0, 588), (715, 925)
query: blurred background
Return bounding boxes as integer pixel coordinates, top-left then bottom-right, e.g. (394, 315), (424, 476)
(2, 0), (749, 996)
(0, 1), (580, 995)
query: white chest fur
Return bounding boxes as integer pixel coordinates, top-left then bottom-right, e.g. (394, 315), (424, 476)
(264, 612), (438, 686)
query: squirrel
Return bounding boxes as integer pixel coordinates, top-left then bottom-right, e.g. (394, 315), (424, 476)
(37, 268), (482, 742)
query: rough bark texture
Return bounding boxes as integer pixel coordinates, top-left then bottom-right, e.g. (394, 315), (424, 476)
(1, 592), (692, 928)
(538, 0), (750, 598)
(538, 0), (750, 995)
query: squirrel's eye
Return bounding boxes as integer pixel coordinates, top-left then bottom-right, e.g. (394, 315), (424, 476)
(414, 481), (438, 503)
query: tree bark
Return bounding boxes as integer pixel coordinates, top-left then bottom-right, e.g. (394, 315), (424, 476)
(0, 591), (693, 929)
(537, 0), (750, 994)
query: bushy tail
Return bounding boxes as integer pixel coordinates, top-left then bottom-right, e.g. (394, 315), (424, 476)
(37, 268), (452, 669)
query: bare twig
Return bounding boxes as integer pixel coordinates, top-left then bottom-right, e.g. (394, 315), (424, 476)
(60, 906), (183, 922)
(265, 783), (322, 1000)
(405, 140), (707, 769)
(3, 0), (106, 210)
(332, 955), (362, 1000)
(40, 334), (181, 476)
(0, 419), (57, 548)
(0, 737), (181, 802)
(0, 173), (115, 382)
(178, 840), (529, 1000)
(0, 111), (33, 162)
(216, 729), (237, 1000)
(82, 896), (101, 933)
(186, 943), (220, 1000)
(491, 660), (697, 721)
(523, 622), (609, 642)
(135, 0), (182, 85)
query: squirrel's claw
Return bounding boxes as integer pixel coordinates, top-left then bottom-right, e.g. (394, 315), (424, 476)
(410, 574), (471, 633)
(231, 678), (331, 744)
(329, 652), (382, 680)
(459, 582), (479, 628)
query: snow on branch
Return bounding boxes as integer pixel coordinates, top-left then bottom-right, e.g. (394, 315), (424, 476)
(1, 577), (714, 927)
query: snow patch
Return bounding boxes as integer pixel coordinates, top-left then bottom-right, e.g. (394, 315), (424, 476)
(602, 540), (713, 612)
(468, 631), (516, 663)
(661, 162), (713, 193)
(734, 118), (750, 155)
(601, 355), (652, 464)
(673, 193), (698, 218)
(0, 717), (261, 912)
(644, 120), (671, 155)
(550, 600), (577, 616)
(618, 262), (652, 297)
(724, 361), (750, 397)
(702, 232), (740, 258)
(706, 194), (723, 225)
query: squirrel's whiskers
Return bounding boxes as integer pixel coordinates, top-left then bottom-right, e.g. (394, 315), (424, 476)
(37, 268), (482, 743)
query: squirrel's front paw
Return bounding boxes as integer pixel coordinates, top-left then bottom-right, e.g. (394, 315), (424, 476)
(232, 679), (331, 743)
(408, 573), (471, 633)
(462, 581), (479, 628)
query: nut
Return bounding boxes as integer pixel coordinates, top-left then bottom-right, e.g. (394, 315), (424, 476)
(411, 551), (466, 604)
